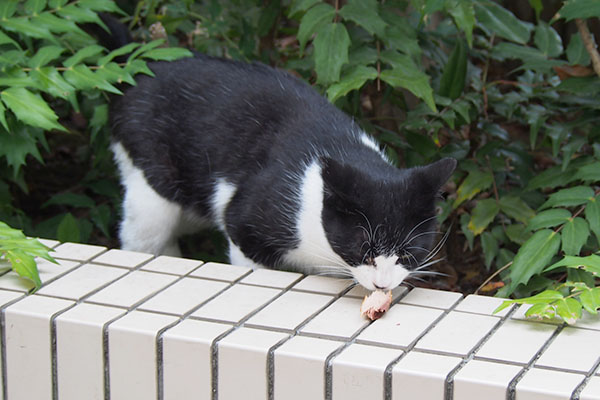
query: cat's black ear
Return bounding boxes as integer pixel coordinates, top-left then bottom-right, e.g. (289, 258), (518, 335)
(320, 157), (359, 207)
(418, 157), (457, 191)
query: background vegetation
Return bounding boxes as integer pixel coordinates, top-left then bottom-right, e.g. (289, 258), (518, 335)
(1, 0), (600, 322)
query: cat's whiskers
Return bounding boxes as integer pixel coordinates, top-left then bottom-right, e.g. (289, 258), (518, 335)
(398, 215), (439, 248)
(422, 228), (450, 264)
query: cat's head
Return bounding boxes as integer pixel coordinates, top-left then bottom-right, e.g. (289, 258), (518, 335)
(321, 157), (456, 291)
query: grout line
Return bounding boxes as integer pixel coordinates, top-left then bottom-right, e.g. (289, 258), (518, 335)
(0, 293), (27, 400)
(570, 353), (600, 400)
(505, 319), (565, 400)
(50, 303), (79, 400)
(443, 304), (519, 400)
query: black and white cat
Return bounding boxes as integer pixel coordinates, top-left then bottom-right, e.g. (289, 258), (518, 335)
(110, 54), (456, 291)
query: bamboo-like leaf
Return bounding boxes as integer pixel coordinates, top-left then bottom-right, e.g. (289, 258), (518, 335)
(63, 45), (105, 68)
(63, 64), (122, 94)
(445, 0), (475, 47)
(507, 229), (561, 294)
(28, 46), (65, 68)
(439, 39), (467, 100)
(2, 17), (55, 42)
(313, 23), (350, 85)
(30, 67), (76, 101)
(1, 87), (66, 132)
(140, 47), (193, 62)
(474, 1), (533, 44)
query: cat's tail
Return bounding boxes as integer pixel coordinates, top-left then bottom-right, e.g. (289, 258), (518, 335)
(82, 13), (133, 61)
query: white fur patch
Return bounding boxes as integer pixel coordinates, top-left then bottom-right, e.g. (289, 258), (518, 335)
(283, 162), (348, 272)
(360, 133), (391, 163)
(229, 240), (266, 269)
(352, 255), (410, 291)
(112, 142), (183, 256)
(211, 178), (237, 232)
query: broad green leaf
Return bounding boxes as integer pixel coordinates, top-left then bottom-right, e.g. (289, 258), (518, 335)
(539, 186), (595, 210)
(63, 44), (105, 68)
(499, 196), (535, 225)
(140, 47), (193, 62)
(481, 231), (498, 269)
(5, 250), (41, 290)
(0, 1), (18, 18)
(534, 22), (563, 57)
(90, 204), (111, 236)
(566, 33), (590, 65)
(572, 162), (600, 183)
(526, 164), (577, 191)
(25, 0), (47, 14)
(57, 213), (80, 243)
(505, 223), (531, 245)
(494, 289), (563, 314)
(507, 229), (561, 294)
(561, 217), (589, 256)
(586, 196), (600, 241)
(57, 3), (105, 25)
(468, 198), (499, 235)
(579, 287), (600, 314)
(0, 31), (19, 48)
(452, 169), (493, 208)
(36, 11), (84, 35)
(63, 64), (121, 94)
(2, 17), (55, 42)
(297, 3), (335, 53)
(527, 209), (571, 231)
(43, 193), (95, 209)
(445, 0), (475, 47)
(289, 0), (321, 17)
(313, 23), (350, 85)
(555, 297), (582, 324)
(339, 0), (387, 38)
(124, 59), (154, 77)
(438, 39), (467, 100)
(1, 87), (66, 132)
(0, 122), (44, 174)
(30, 67), (76, 101)
(379, 50), (436, 112)
(556, 0), (600, 21)
(95, 63), (135, 86)
(524, 303), (557, 320)
(28, 45), (65, 68)
(474, 1), (533, 45)
(326, 65), (377, 103)
(545, 254), (600, 275)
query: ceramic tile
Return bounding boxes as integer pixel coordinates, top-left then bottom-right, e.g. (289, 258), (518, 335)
(246, 291), (333, 332)
(36, 238), (60, 248)
(108, 311), (178, 400)
(332, 343), (402, 400)
(454, 294), (513, 317)
(55, 303), (126, 400)
(292, 275), (353, 295)
(344, 284), (407, 300)
(52, 242), (106, 261)
(217, 327), (289, 400)
(240, 268), (303, 288)
(189, 262), (252, 282)
(91, 248), (153, 268)
(139, 277), (229, 315)
(140, 255), (203, 275)
(580, 376), (600, 400)
(4, 295), (75, 400)
(273, 336), (343, 400)
(37, 263), (128, 300)
(300, 297), (368, 339)
(415, 311), (499, 356)
(0, 258), (80, 292)
(357, 303), (444, 348)
(86, 270), (178, 308)
(391, 351), (462, 400)
(536, 327), (600, 373)
(400, 287), (462, 309)
(453, 359), (522, 400)
(475, 319), (557, 364)
(0, 290), (24, 400)
(191, 284), (281, 323)
(162, 319), (232, 400)
(572, 312), (600, 331)
(515, 368), (584, 400)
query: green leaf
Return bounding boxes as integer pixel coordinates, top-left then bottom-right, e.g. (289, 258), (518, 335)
(539, 186), (595, 210)
(5, 250), (41, 290)
(289, 0), (321, 17)
(499, 196), (535, 225)
(481, 231), (498, 269)
(586, 196), (600, 241)
(468, 198), (499, 235)
(566, 33), (590, 65)
(474, 0), (533, 44)
(1, 87), (66, 132)
(28, 46), (65, 68)
(297, 3), (335, 53)
(572, 162), (600, 183)
(77, 0), (123, 13)
(63, 64), (121, 94)
(579, 287), (600, 314)
(0, 1), (18, 18)
(30, 67), (76, 101)
(445, 0), (475, 47)
(561, 217), (589, 256)
(507, 229), (561, 294)
(527, 209), (572, 231)
(140, 47), (193, 62)
(0, 123), (44, 175)
(57, 3), (105, 25)
(452, 169), (493, 208)
(57, 213), (80, 243)
(2, 17), (55, 42)
(0, 101), (7, 132)
(438, 39), (467, 100)
(313, 23), (350, 85)
(25, 0), (47, 14)
(534, 22), (563, 57)
(505, 223), (531, 245)
(555, 297), (582, 324)
(529, 0), (543, 19)
(326, 65), (377, 102)
(90, 204), (111, 236)
(379, 50), (436, 112)
(36, 11), (84, 35)
(524, 303), (557, 320)
(494, 289), (563, 314)
(43, 193), (95, 209)
(98, 42), (140, 65)
(338, 0), (387, 37)
(556, 0), (600, 21)
(526, 164), (577, 191)
(546, 254), (600, 275)
(63, 44), (105, 68)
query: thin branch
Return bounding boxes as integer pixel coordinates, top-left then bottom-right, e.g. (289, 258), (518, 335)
(575, 18), (600, 78)
(474, 261), (512, 295)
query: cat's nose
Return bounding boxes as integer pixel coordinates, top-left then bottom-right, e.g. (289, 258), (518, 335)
(374, 284), (387, 290)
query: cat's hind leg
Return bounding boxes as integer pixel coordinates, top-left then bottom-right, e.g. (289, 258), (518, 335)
(112, 142), (182, 257)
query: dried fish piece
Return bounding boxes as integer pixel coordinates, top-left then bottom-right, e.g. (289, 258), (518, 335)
(360, 290), (392, 320)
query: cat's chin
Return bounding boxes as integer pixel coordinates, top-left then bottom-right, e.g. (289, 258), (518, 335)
(351, 255), (410, 291)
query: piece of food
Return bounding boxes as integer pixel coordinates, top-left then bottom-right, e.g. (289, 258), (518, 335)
(360, 290), (392, 320)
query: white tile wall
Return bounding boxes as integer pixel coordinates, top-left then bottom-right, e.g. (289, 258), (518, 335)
(1, 240), (598, 400)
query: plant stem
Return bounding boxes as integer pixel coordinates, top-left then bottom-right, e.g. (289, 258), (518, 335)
(575, 19), (600, 78)
(474, 260), (512, 295)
